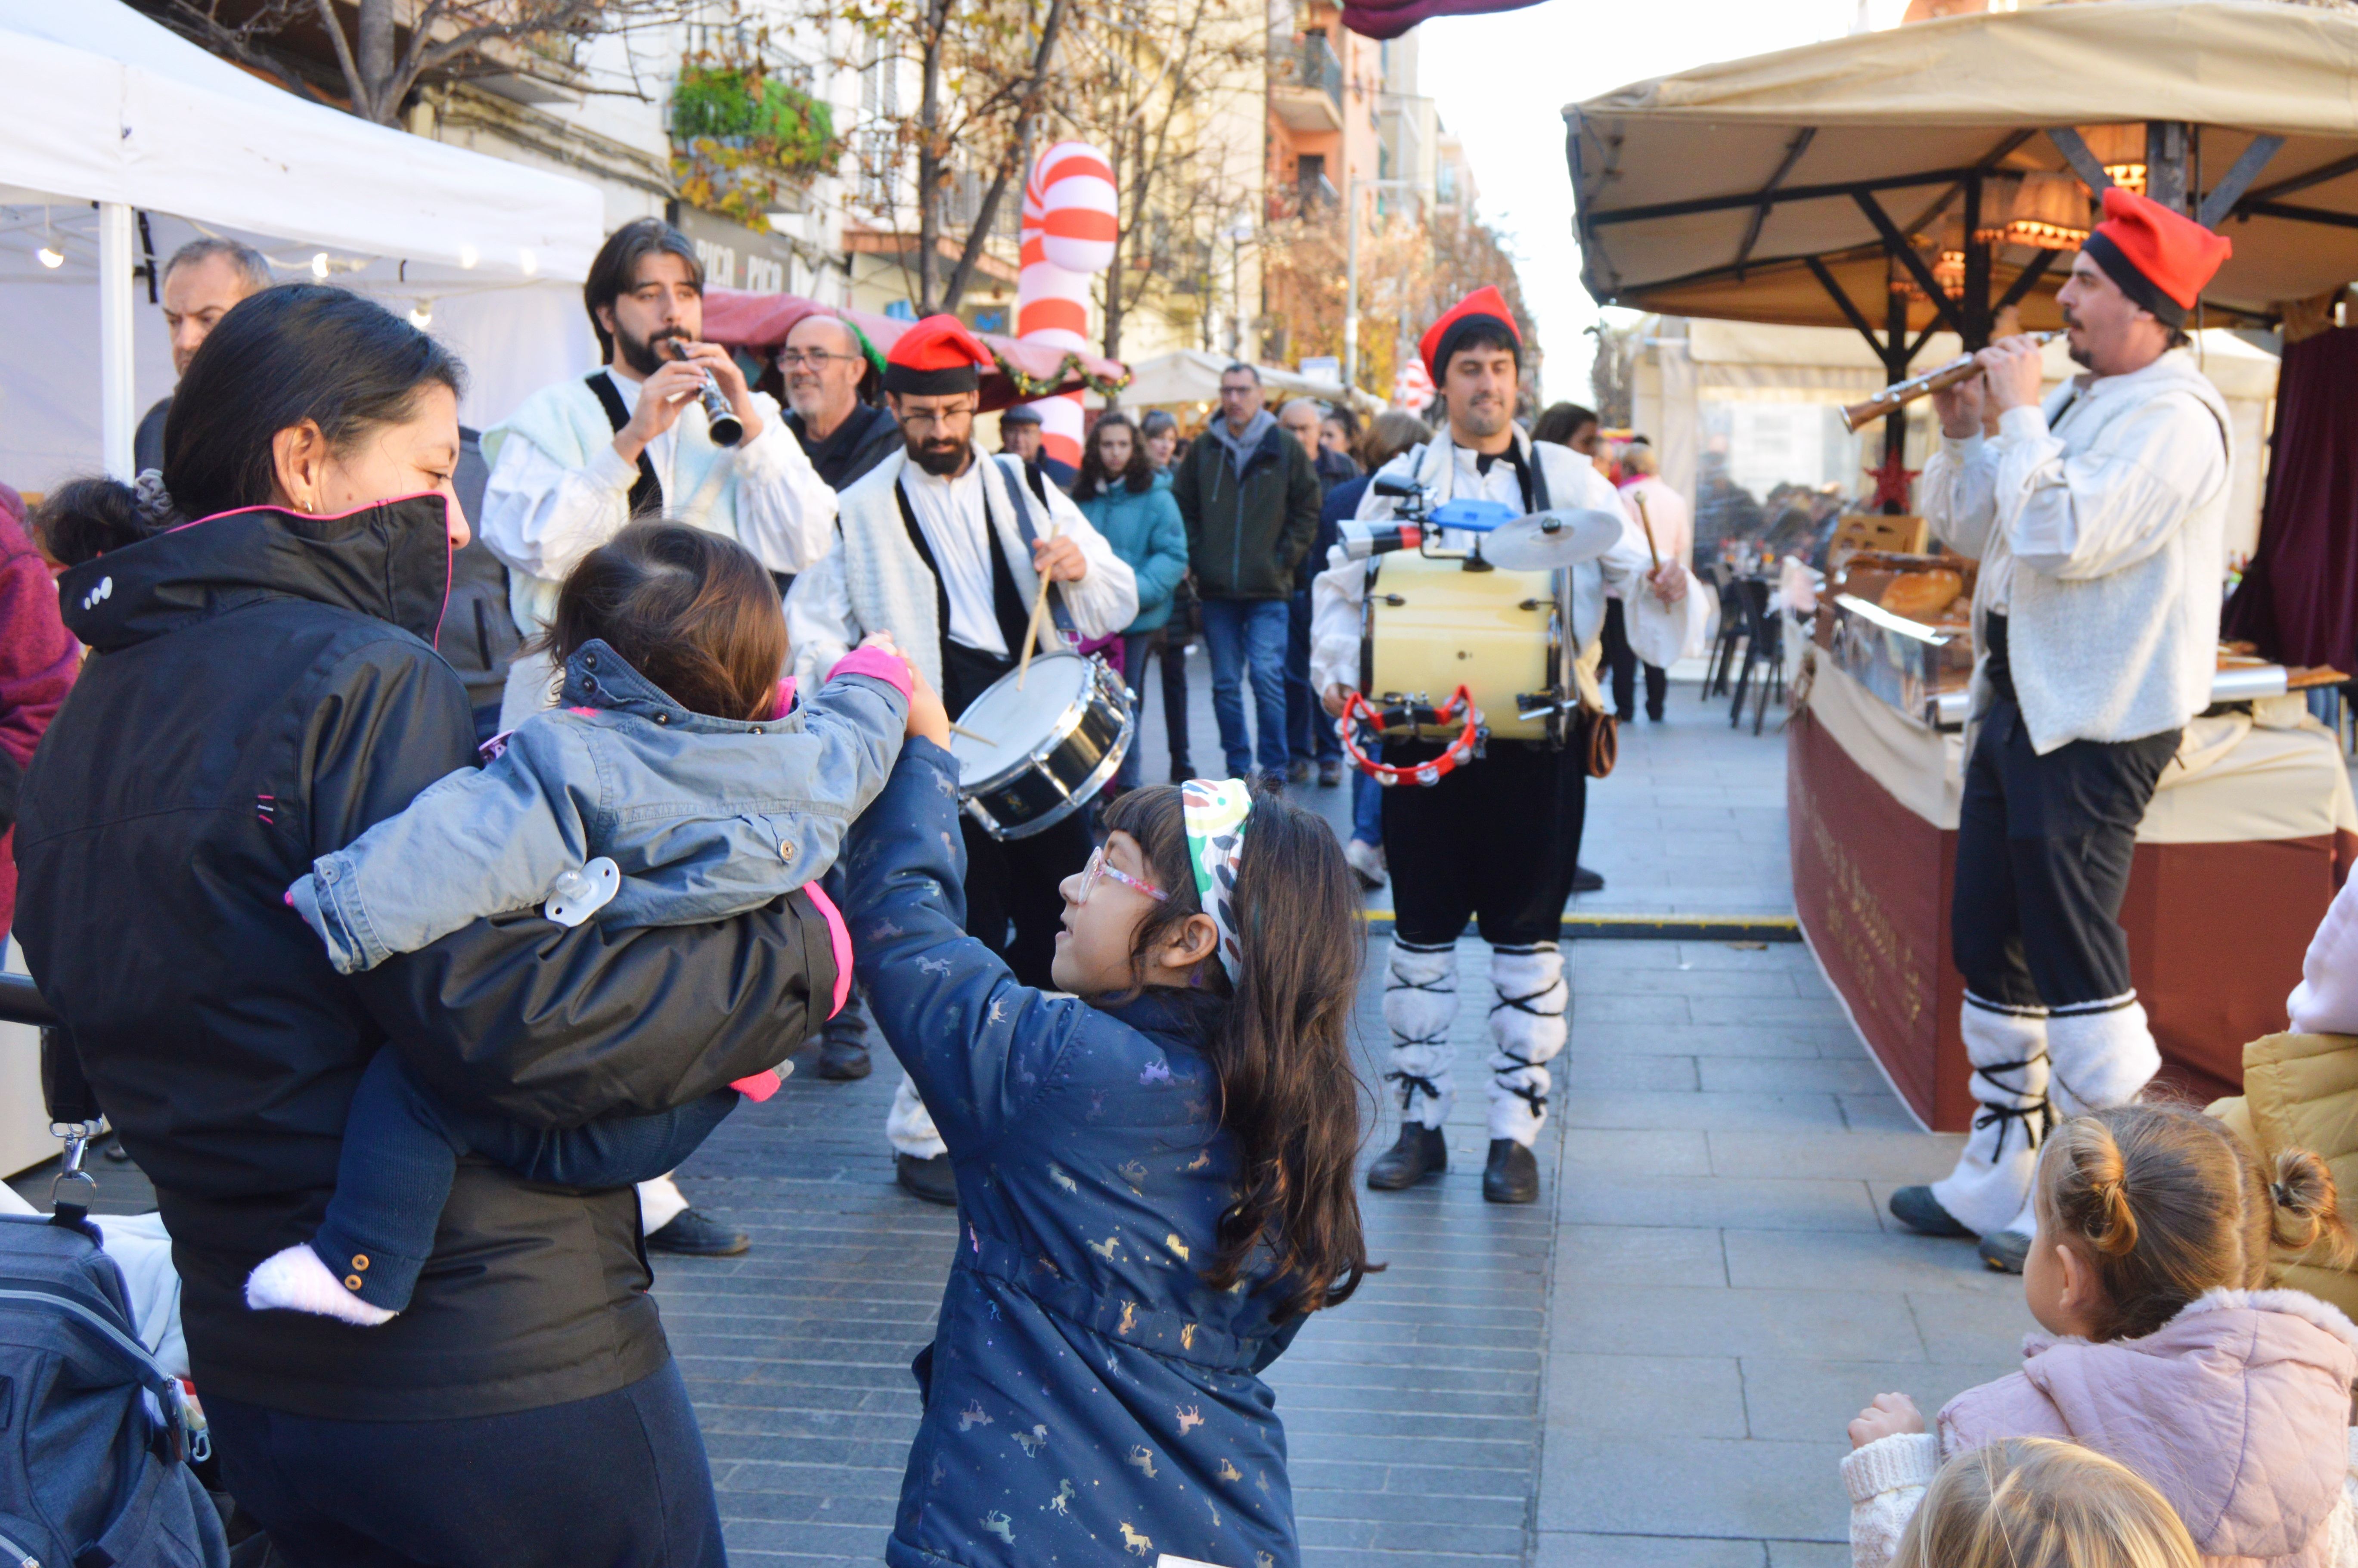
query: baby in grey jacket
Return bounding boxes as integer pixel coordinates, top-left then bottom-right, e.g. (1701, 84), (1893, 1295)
(252, 522), (915, 1325)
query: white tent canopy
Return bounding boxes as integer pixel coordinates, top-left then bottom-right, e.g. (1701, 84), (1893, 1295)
(0, 1), (605, 487)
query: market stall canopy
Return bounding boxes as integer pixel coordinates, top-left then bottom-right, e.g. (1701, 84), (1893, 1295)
(1564, 0), (2358, 333)
(700, 289), (1129, 413)
(0, 0), (601, 280)
(0, 0), (605, 486)
(1113, 349), (1387, 415)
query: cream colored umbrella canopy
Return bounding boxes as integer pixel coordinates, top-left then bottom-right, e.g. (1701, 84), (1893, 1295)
(1564, 0), (2358, 335)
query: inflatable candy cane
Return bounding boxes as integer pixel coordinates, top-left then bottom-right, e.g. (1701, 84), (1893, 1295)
(1016, 140), (1117, 469)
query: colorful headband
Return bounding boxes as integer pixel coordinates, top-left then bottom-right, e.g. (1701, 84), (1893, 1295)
(1181, 778), (1253, 984)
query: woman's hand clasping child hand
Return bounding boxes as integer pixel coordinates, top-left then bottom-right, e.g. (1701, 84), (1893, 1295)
(906, 664), (952, 749)
(1847, 1392), (1925, 1450)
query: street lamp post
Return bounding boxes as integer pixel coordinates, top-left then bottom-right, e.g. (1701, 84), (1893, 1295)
(1343, 176), (1424, 394)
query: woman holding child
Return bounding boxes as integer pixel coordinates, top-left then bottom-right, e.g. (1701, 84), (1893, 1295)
(15, 285), (854, 1567)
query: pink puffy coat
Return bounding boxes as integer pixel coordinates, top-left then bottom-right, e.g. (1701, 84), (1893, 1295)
(1941, 1289), (2358, 1565)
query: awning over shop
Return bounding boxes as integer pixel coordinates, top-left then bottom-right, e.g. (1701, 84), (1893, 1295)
(699, 289), (1129, 413)
(1564, 0), (2358, 335)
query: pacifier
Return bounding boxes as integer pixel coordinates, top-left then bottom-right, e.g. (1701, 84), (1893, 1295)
(544, 857), (621, 927)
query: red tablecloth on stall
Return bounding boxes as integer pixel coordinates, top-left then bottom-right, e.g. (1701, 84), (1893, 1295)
(1790, 660), (2357, 1126)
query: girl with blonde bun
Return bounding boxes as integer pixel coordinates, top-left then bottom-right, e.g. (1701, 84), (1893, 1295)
(1846, 1101), (2358, 1567)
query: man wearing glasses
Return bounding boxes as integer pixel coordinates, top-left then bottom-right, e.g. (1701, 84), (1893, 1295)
(785, 316), (1136, 1203)
(780, 312), (901, 491)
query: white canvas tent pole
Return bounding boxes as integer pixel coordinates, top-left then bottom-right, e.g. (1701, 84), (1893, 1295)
(98, 202), (136, 480)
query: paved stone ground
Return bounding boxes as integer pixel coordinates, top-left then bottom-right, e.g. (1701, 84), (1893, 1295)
(9, 652), (2042, 1567)
(652, 656), (2040, 1567)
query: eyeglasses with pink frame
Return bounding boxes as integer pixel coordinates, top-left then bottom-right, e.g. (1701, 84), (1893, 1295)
(1076, 846), (1167, 904)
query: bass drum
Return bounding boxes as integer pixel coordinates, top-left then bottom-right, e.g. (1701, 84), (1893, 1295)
(949, 652), (1134, 840)
(1362, 551), (1567, 742)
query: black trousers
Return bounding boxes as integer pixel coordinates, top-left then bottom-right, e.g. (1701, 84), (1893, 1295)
(1382, 740), (1587, 947)
(1951, 688), (2178, 1011)
(1120, 625), (1192, 785)
(208, 1361), (723, 1568)
(1600, 598), (1667, 721)
(940, 637), (1095, 990)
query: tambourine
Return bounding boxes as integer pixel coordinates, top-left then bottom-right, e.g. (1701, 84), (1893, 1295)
(1336, 687), (1486, 787)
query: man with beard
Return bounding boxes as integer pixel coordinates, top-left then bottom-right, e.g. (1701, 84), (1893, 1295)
(1888, 187), (2235, 1273)
(481, 218), (835, 730)
(782, 311), (900, 491)
(1312, 287), (1691, 1205)
(480, 218), (837, 1259)
(785, 315), (1136, 1203)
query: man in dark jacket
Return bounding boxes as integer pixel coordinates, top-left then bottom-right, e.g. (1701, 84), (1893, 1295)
(16, 493), (839, 1565)
(133, 237), (273, 474)
(1170, 363), (1321, 786)
(781, 313), (901, 491)
(780, 311), (902, 1085)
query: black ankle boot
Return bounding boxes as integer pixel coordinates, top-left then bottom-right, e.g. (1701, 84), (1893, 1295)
(1888, 1185), (1972, 1238)
(1482, 1139), (1539, 1204)
(1366, 1124), (1448, 1190)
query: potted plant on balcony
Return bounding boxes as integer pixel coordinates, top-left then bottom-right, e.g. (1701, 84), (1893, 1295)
(671, 52), (844, 232)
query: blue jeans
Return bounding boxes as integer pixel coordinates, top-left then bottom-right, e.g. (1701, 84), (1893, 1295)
(1199, 597), (1291, 778)
(312, 1046), (738, 1311)
(1351, 767), (1383, 846)
(1286, 590), (1341, 766)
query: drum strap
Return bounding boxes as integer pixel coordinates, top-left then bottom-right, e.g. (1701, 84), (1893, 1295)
(984, 455), (1080, 643)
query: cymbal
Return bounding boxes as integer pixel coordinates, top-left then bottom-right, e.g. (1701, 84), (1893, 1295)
(1482, 507), (1626, 571)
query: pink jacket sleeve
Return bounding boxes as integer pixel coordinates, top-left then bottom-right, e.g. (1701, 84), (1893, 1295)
(0, 487), (81, 935)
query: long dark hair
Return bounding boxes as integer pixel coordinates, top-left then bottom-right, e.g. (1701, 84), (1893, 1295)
(538, 521), (786, 722)
(584, 218), (702, 362)
(1074, 411), (1156, 499)
(34, 284), (465, 566)
(1099, 785), (1374, 1319)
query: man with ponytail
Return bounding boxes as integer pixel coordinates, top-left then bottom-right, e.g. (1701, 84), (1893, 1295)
(844, 672), (1371, 1568)
(1894, 188), (2239, 1272)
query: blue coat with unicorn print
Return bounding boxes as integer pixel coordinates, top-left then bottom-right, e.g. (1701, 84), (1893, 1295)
(845, 740), (1309, 1568)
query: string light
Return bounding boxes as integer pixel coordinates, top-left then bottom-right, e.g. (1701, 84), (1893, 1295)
(310, 252), (330, 279)
(458, 244), (480, 270)
(408, 301), (434, 329)
(518, 248), (537, 276)
(37, 205), (62, 269)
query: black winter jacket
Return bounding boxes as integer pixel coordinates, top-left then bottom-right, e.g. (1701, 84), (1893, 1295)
(1170, 417), (1321, 600)
(15, 497), (839, 1421)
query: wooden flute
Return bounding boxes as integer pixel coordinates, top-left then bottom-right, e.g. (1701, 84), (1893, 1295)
(1838, 331), (2063, 434)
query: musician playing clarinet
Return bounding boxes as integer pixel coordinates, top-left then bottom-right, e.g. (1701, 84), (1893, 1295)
(481, 219), (836, 732)
(786, 314), (1135, 1205)
(1889, 187), (2236, 1273)
(1312, 288), (1690, 1205)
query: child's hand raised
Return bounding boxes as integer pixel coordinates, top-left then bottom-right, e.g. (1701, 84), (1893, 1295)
(1847, 1392), (1925, 1450)
(906, 664), (952, 749)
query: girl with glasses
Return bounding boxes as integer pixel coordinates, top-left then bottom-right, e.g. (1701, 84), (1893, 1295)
(844, 708), (1372, 1568)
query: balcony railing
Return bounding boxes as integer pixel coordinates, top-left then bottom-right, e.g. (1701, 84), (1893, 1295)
(1289, 34), (1343, 116)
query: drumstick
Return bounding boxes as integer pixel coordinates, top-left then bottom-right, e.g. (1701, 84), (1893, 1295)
(1017, 518), (1058, 690)
(1632, 492), (1662, 571)
(949, 720), (996, 745)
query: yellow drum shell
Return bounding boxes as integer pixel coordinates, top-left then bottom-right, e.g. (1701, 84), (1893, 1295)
(1365, 551), (1557, 741)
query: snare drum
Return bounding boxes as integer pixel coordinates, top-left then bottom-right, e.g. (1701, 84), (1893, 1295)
(1361, 551), (1570, 743)
(949, 652), (1134, 840)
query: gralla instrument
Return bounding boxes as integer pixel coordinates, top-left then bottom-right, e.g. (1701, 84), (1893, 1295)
(663, 339), (745, 447)
(948, 652), (1133, 840)
(1838, 331), (2063, 434)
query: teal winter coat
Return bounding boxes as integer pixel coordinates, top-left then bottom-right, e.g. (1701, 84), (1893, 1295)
(1077, 472), (1189, 635)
